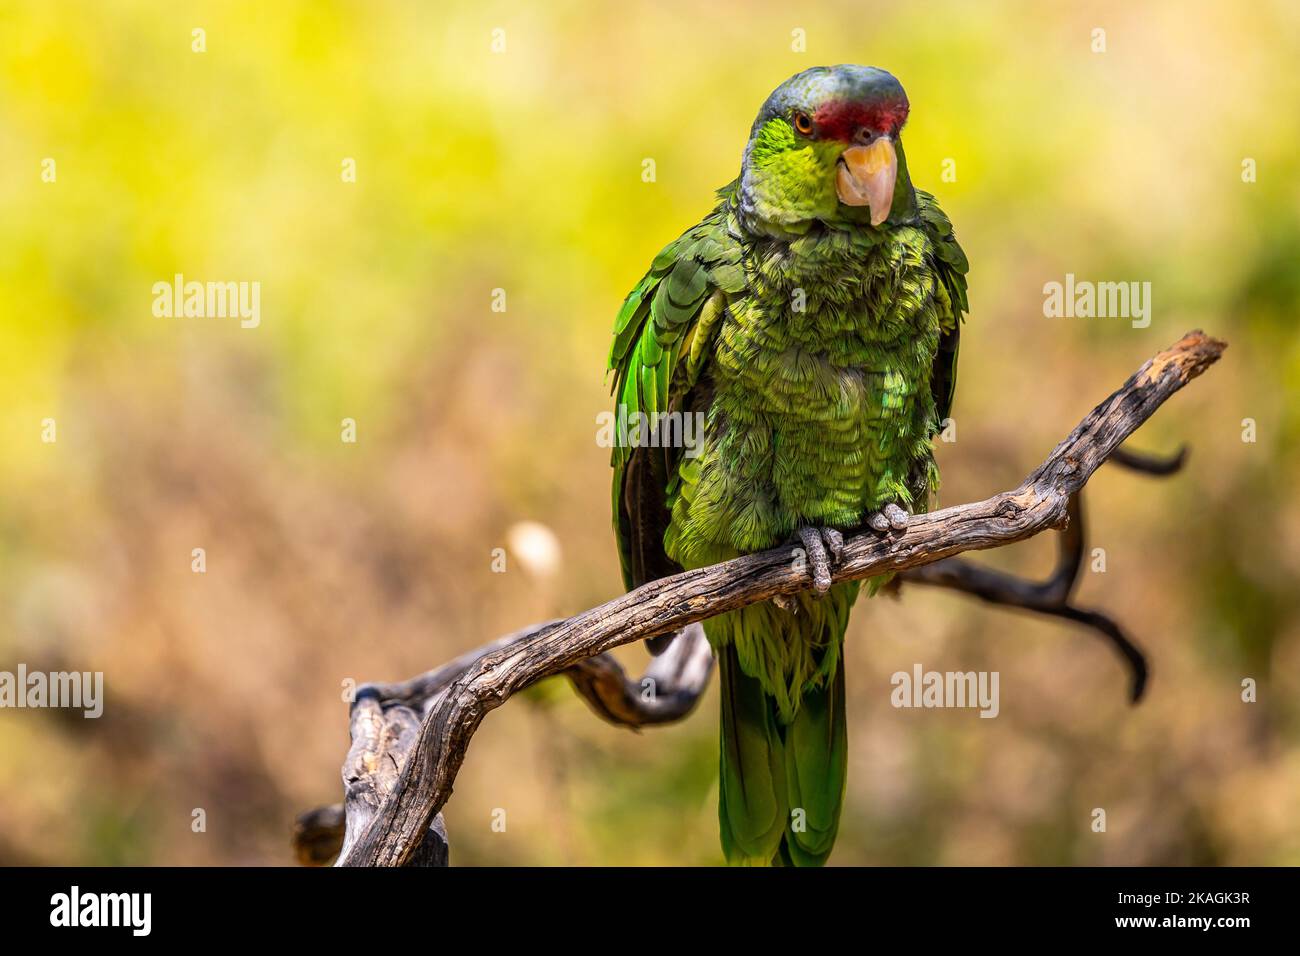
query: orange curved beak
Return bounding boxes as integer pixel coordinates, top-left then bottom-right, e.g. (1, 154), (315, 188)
(836, 137), (897, 226)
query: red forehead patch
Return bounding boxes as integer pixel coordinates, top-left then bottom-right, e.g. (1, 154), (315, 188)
(812, 98), (910, 141)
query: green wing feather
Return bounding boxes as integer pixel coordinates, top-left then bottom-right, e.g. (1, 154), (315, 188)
(917, 189), (970, 429)
(608, 187), (745, 593)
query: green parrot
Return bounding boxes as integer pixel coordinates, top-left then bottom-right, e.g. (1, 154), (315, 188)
(607, 65), (969, 866)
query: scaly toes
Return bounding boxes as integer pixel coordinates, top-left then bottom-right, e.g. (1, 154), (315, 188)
(867, 502), (911, 533)
(796, 525), (834, 593)
(883, 502), (910, 530)
(821, 527), (845, 564)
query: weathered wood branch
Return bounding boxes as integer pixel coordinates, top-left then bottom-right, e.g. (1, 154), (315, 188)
(563, 622), (715, 726)
(294, 622), (715, 864)
(898, 487), (1141, 701)
(336, 694), (449, 866)
(323, 330), (1223, 867)
(350, 621), (714, 727)
(892, 443), (1187, 702)
(293, 445), (1187, 865)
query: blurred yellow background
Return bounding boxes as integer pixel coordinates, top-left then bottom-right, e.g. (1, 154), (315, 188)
(1, 0), (1297, 865)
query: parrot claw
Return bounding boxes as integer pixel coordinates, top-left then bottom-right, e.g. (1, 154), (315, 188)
(867, 502), (911, 533)
(795, 525), (845, 594)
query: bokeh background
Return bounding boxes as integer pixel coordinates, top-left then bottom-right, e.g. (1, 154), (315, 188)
(1, 0), (1297, 865)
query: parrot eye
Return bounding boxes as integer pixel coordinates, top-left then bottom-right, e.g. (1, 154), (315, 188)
(792, 111), (814, 136)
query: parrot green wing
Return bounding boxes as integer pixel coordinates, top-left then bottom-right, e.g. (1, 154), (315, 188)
(917, 189), (970, 430)
(608, 186), (746, 593)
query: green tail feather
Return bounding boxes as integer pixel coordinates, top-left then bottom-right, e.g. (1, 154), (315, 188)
(717, 639), (848, 867)
(718, 642), (788, 865)
(782, 661), (847, 866)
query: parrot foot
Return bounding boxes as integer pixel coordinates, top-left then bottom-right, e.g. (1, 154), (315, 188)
(867, 502), (911, 533)
(795, 525), (845, 594)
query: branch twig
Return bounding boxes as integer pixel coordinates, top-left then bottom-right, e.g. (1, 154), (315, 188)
(325, 330), (1224, 867)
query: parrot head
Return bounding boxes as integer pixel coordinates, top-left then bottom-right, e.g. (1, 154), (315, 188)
(739, 65), (917, 234)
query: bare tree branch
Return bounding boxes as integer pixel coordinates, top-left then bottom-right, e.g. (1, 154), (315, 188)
(351, 621), (714, 727)
(293, 622), (715, 864)
(324, 330), (1224, 867)
(890, 443), (1190, 702)
(337, 694), (449, 866)
(1109, 444), (1188, 476)
(564, 622), (715, 727)
(896, 491), (1150, 697)
(294, 446), (1187, 865)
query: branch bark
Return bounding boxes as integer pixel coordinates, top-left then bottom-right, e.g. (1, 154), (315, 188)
(332, 330), (1225, 867)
